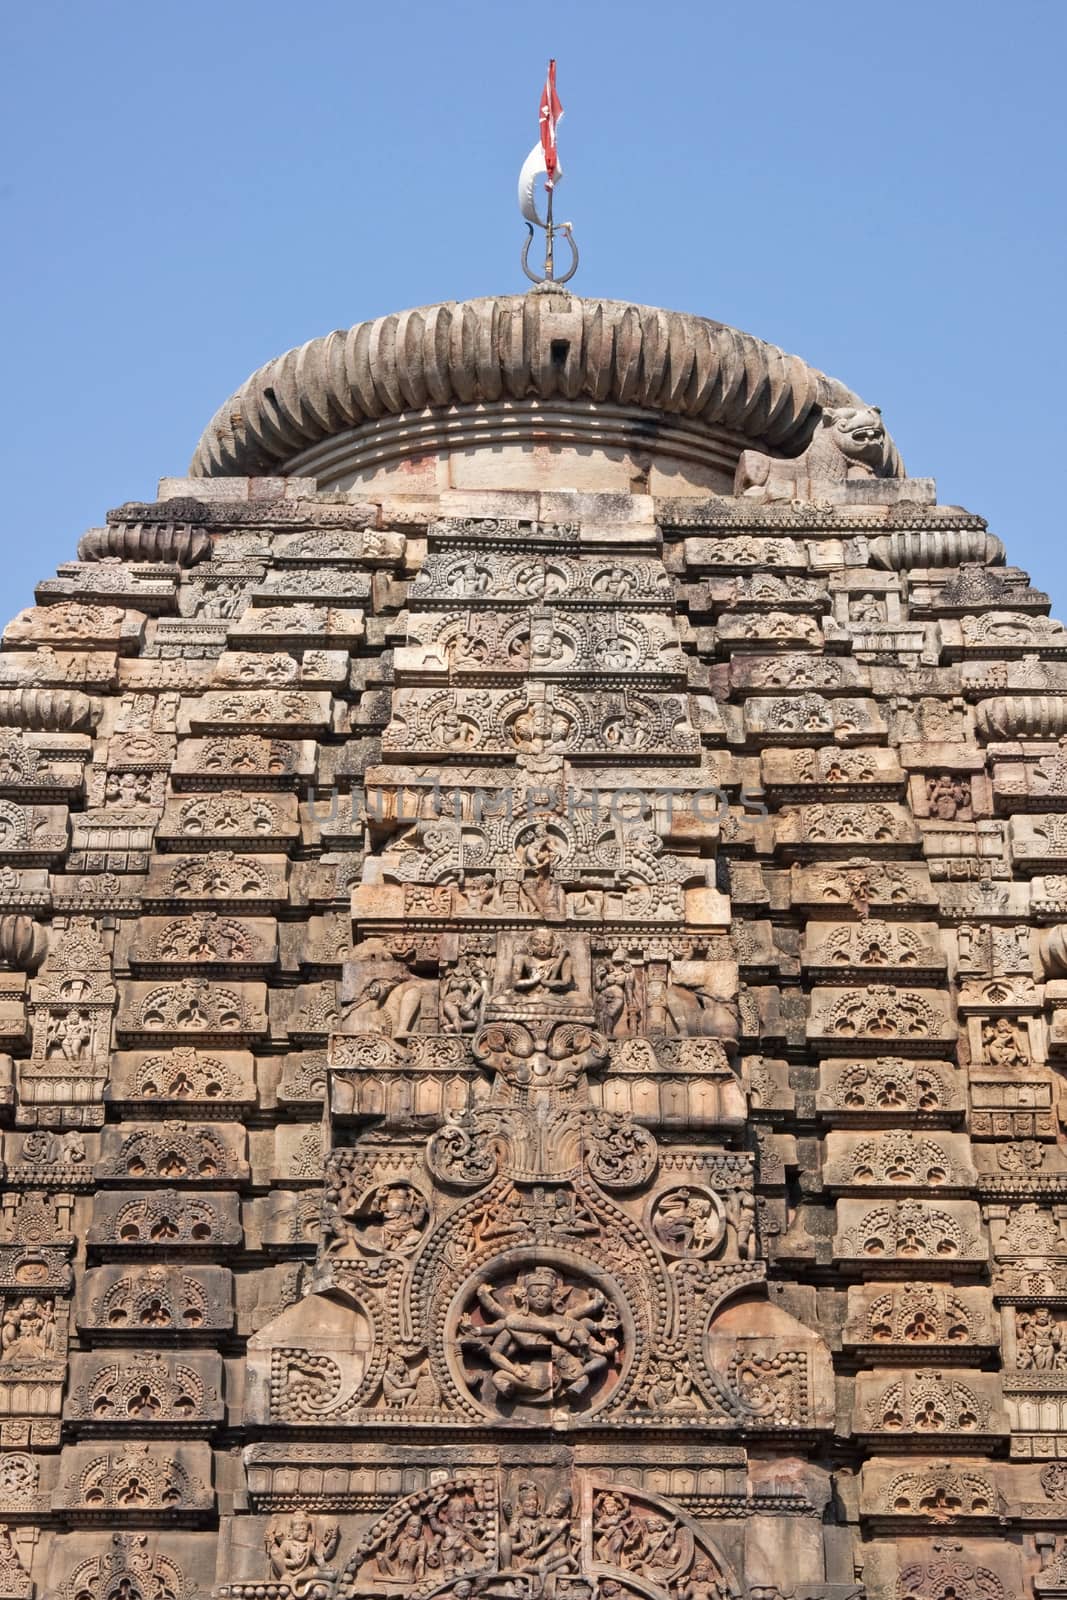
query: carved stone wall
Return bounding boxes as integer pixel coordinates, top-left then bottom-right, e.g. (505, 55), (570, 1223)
(0, 293), (1064, 1598)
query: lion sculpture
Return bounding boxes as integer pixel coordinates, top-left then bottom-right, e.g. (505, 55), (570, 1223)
(734, 404), (892, 503)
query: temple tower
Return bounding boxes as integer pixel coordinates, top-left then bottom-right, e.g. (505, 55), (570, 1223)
(0, 290), (1063, 1600)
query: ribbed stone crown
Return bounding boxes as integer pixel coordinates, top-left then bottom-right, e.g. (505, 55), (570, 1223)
(190, 292), (902, 480)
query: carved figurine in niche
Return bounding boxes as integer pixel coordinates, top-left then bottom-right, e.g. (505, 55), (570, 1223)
(593, 1490), (634, 1566)
(594, 622), (639, 671)
(642, 1357), (698, 1413)
(661, 963), (738, 1043)
(344, 961), (432, 1039)
(679, 1558), (731, 1600)
(728, 1192), (758, 1261)
(513, 560), (560, 599)
(499, 1481), (578, 1578)
(44, 1008), (94, 1060)
(509, 700), (574, 755)
(447, 560), (492, 597)
(441, 965), (490, 1035)
(592, 1491), (691, 1582)
(926, 773), (972, 821)
(360, 1182), (429, 1255)
(592, 563), (639, 600)
(518, 825), (563, 880)
(849, 593), (884, 624)
(426, 1489), (490, 1576)
(650, 1186), (726, 1259)
(266, 1510), (340, 1594)
(446, 625), (489, 670)
(516, 821), (566, 918)
(456, 1264), (622, 1416)
(527, 611), (567, 669)
(473, 1188), (530, 1248)
(630, 1516), (688, 1580)
(382, 1349), (437, 1408)
(0, 1296), (56, 1361)
(983, 1016), (1028, 1068)
(105, 771), (154, 806)
(1017, 1308), (1067, 1370)
(507, 930), (574, 1001)
(195, 580), (245, 619)
(595, 953), (638, 1038)
(378, 1513), (432, 1583)
(603, 698), (658, 752)
(433, 703), (479, 751)
(382, 1350), (417, 1406)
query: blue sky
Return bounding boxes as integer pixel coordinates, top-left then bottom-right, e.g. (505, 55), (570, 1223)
(2, 0), (1065, 613)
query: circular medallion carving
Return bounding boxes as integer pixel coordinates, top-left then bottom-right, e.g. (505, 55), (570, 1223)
(448, 1258), (629, 1421)
(583, 1113), (658, 1190)
(351, 1181), (429, 1257)
(649, 1185), (726, 1260)
(426, 1111), (499, 1189)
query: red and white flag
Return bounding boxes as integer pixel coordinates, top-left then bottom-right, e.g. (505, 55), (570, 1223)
(539, 59), (562, 188)
(519, 60), (564, 228)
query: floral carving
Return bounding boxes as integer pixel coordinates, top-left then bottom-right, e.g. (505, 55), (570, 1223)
(73, 1352), (212, 1423)
(66, 1443), (200, 1510)
(816, 985), (948, 1040)
(90, 1267), (215, 1331)
(176, 792), (279, 836)
(863, 1286), (975, 1346)
(897, 1544), (1007, 1600)
(831, 1059), (950, 1113)
(884, 1465), (995, 1520)
(149, 913), (256, 961)
(111, 1195), (229, 1246)
(841, 1200), (974, 1259)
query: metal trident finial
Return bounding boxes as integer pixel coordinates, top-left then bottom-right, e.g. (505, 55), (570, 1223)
(517, 60), (579, 288)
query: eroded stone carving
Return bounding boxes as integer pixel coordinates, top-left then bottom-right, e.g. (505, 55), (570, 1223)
(735, 405), (894, 503)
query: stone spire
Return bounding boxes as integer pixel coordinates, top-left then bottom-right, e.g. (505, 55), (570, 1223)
(0, 294), (1060, 1600)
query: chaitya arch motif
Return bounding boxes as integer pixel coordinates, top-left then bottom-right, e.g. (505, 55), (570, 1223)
(332, 1475), (743, 1600)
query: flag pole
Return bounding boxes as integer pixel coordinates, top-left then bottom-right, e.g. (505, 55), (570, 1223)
(545, 182), (555, 282)
(518, 59), (578, 288)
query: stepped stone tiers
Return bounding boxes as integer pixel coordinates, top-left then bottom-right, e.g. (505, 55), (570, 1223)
(1, 290), (1066, 1600)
